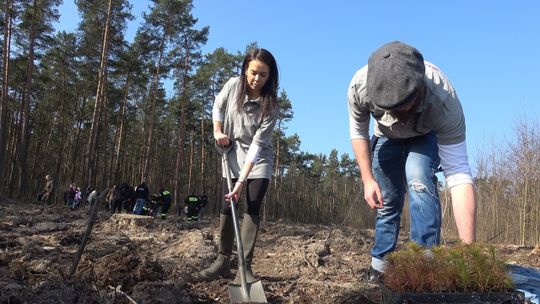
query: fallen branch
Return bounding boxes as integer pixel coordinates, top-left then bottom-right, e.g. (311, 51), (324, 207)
(302, 247), (319, 274)
(69, 189), (110, 277)
(109, 285), (137, 304)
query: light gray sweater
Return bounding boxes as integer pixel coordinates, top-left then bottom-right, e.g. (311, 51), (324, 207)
(347, 61), (473, 187)
(213, 77), (278, 179)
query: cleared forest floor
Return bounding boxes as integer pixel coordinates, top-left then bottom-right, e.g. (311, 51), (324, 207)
(1, 200), (539, 303)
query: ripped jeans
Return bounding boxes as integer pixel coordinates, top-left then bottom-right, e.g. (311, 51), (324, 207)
(370, 133), (441, 261)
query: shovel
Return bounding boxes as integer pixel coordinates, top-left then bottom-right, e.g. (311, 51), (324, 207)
(216, 142), (268, 304)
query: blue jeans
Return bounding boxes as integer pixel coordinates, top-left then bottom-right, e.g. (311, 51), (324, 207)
(370, 133), (441, 260)
(133, 198), (146, 215)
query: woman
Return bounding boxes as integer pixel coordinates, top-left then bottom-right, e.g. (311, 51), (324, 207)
(199, 48), (279, 283)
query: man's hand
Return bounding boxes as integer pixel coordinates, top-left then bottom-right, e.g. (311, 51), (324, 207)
(363, 179), (383, 209)
(351, 139), (382, 209)
(450, 183), (476, 243)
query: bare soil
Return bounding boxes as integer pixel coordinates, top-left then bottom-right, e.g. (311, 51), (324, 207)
(1, 200), (539, 303)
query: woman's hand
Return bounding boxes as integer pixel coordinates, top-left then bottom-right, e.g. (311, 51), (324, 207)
(214, 131), (230, 146)
(225, 181), (244, 203)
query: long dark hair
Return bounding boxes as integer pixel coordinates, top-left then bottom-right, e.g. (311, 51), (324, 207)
(236, 48), (279, 118)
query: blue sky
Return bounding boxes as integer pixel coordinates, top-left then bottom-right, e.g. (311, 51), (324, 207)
(55, 1), (540, 173)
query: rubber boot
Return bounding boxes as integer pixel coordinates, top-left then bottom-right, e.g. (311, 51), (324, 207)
(234, 214), (261, 284)
(198, 214), (234, 280)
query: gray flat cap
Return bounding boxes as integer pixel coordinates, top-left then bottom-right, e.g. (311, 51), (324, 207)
(367, 41), (425, 110)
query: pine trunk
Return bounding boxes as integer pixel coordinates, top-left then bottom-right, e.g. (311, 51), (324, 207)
(142, 39), (165, 180)
(0, 0), (13, 190)
(18, 0), (38, 197)
(173, 95), (186, 205)
(85, 0), (113, 188)
(113, 73), (131, 183)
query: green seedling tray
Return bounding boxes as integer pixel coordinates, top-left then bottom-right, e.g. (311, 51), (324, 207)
(380, 283), (526, 304)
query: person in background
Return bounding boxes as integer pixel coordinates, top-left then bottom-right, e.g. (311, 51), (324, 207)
(108, 185), (123, 214)
(86, 187), (98, 208)
(347, 41), (476, 281)
(74, 187), (82, 208)
(153, 187), (172, 219)
(198, 193), (209, 218)
(184, 193), (201, 221)
(119, 183), (135, 213)
(67, 183), (76, 210)
(40, 175), (54, 206)
(198, 48), (279, 284)
(133, 180), (149, 215)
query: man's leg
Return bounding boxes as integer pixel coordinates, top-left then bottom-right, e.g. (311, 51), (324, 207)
(133, 198), (143, 215)
(405, 133), (441, 247)
(187, 204), (196, 221)
(161, 199), (171, 219)
(370, 137), (407, 272)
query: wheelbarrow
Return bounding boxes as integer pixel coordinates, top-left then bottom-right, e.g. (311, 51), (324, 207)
(216, 141), (268, 304)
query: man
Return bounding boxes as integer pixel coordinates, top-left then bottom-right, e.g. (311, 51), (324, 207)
(107, 185), (123, 213)
(41, 175), (55, 206)
(347, 41), (476, 279)
(133, 181), (149, 215)
(152, 187), (172, 219)
(119, 183), (135, 213)
(198, 193), (209, 218)
(86, 187), (99, 207)
(184, 193), (201, 221)
(67, 183), (77, 210)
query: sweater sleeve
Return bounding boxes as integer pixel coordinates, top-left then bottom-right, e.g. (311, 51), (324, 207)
(438, 141), (473, 188)
(347, 66), (371, 140)
(252, 108), (278, 148)
(212, 77), (238, 122)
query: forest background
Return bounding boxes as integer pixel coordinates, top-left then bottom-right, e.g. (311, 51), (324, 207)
(0, 0), (539, 247)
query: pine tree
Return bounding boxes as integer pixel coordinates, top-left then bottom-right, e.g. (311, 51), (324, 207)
(135, 0), (199, 180)
(76, 0), (132, 188)
(34, 31), (79, 190)
(14, 0), (61, 196)
(0, 0), (15, 187)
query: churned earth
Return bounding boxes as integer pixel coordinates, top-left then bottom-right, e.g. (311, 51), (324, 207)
(1, 199), (539, 303)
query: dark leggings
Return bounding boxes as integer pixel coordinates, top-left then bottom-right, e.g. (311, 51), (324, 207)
(221, 178), (269, 216)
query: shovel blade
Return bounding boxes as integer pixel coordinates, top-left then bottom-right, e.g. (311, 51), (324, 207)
(228, 280), (267, 303)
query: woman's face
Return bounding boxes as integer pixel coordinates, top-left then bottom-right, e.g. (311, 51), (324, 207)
(245, 59), (270, 94)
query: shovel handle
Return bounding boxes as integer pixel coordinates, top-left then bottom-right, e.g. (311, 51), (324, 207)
(220, 151), (250, 301)
(210, 134), (233, 156)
